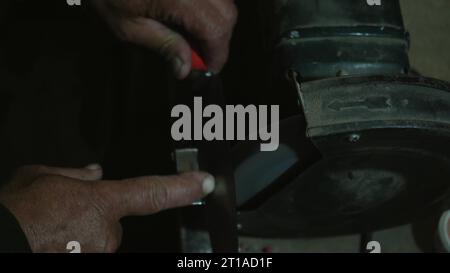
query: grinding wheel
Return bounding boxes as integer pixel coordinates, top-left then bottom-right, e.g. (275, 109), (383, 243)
(234, 76), (450, 237)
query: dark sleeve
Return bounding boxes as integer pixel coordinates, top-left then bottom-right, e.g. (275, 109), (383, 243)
(0, 203), (31, 253)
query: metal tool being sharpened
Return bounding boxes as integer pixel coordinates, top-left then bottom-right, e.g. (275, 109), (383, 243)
(170, 50), (238, 253)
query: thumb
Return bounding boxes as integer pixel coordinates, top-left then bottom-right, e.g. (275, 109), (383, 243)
(116, 17), (192, 79)
(96, 172), (215, 219)
(31, 164), (103, 181)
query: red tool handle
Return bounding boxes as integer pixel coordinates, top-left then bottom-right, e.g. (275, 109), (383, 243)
(191, 50), (208, 72)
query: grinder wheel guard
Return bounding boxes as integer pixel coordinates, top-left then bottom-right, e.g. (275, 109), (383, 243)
(234, 75), (450, 237)
(225, 0), (450, 239)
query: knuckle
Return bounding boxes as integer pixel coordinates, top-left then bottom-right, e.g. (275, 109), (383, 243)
(90, 182), (114, 216)
(148, 178), (170, 213)
(157, 34), (181, 57)
(202, 5), (237, 39)
(111, 19), (137, 43)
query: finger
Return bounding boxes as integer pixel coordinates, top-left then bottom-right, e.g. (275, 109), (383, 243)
(167, 0), (238, 73)
(200, 31), (233, 73)
(31, 164), (103, 181)
(115, 17), (192, 79)
(201, 0), (238, 72)
(96, 172), (215, 218)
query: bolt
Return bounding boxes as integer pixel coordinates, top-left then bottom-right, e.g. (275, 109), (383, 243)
(289, 30), (300, 39)
(336, 70), (349, 77)
(348, 134), (361, 143)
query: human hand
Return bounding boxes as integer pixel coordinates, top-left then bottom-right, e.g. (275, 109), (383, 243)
(0, 164), (214, 253)
(93, 0), (238, 79)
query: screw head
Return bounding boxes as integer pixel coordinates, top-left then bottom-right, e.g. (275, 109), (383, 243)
(348, 134), (361, 143)
(289, 30), (300, 39)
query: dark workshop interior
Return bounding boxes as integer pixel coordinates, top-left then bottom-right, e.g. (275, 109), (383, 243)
(0, 0), (449, 253)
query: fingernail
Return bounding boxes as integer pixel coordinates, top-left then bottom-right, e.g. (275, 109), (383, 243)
(202, 175), (215, 195)
(171, 57), (186, 79)
(191, 201), (206, 206)
(85, 164), (102, 171)
(438, 210), (450, 252)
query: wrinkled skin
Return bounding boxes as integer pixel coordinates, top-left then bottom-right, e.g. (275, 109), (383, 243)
(0, 0), (234, 253)
(0, 165), (214, 253)
(93, 0), (238, 79)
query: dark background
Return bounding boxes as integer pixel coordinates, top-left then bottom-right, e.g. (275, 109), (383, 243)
(0, 0), (269, 252)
